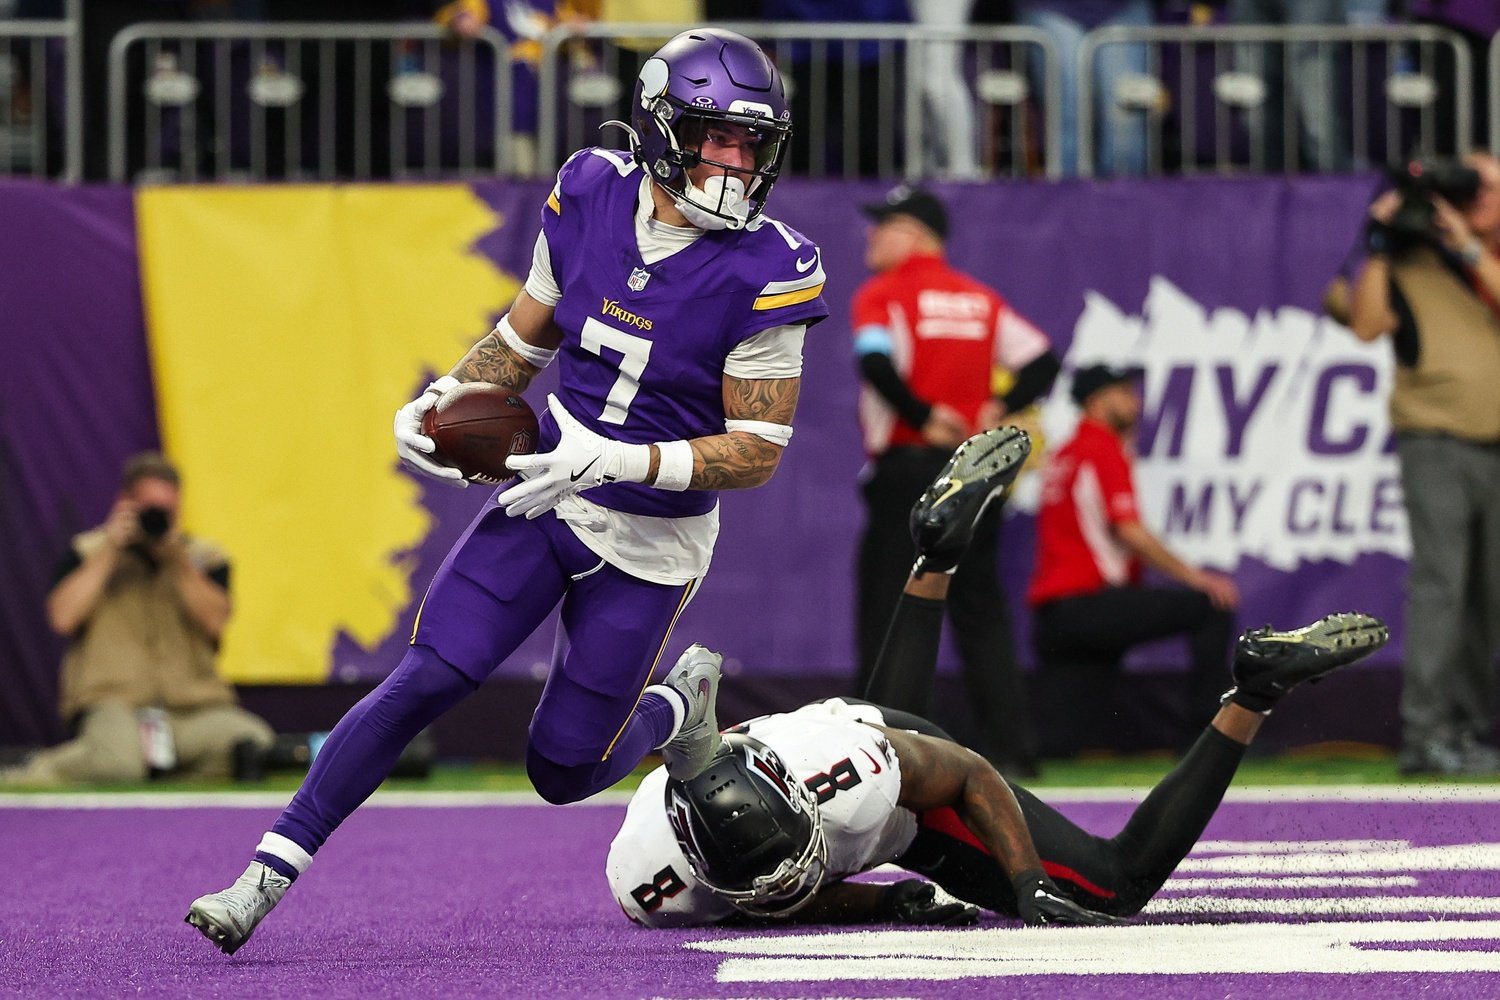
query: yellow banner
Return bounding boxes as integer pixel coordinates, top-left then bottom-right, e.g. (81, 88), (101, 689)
(137, 186), (519, 682)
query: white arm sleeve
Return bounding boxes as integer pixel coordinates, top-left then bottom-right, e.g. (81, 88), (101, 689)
(723, 324), (805, 379)
(523, 229), (562, 307)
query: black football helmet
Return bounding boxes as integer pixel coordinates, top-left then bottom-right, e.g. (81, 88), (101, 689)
(664, 733), (827, 917)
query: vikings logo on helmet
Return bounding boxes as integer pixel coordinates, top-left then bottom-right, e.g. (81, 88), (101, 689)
(609, 28), (792, 232)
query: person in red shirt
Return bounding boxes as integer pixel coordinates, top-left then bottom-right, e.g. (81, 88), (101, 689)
(852, 186), (1061, 778)
(1029, 364), (1240, 751)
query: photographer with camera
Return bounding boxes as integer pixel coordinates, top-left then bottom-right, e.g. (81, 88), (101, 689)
(1348, 153), (1500, 776)
(3, 452), (273, 786)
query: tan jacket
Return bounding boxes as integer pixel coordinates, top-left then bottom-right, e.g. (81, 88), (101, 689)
(1390, 247), (1500, 442)
(58, 529), (236, 721)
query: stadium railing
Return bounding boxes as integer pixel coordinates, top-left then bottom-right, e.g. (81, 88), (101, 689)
(1079, 23), (1473, 177)
(77, 20), (1500, 186)
(106, 22), (511, 183)
(535, 21), (1061, 181)
(0, 1), (81, 182)
(1492, 29), (1500, 157)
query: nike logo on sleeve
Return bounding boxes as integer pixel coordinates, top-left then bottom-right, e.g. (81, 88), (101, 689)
(861, 748), (883, 774)
(795, 254), (817, 273)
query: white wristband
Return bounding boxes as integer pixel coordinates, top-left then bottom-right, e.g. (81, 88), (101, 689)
(496, 314), (558, 368)
(605, 441), (652, 484)
(651, 439), (695, 491)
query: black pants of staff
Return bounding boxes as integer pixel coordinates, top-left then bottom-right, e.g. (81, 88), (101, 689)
(855, 446), (1037, 771)
(1033, 585), (1236, 750)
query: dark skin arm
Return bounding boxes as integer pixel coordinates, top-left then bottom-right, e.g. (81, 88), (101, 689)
(722, 881), (890, 925)
(734, 725), (1040, 925)
(877, 725), (1046, 880)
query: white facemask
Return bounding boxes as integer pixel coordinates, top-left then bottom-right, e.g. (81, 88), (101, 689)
(678, 174), (751, 231)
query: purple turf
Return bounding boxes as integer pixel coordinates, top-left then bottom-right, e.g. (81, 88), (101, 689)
(3, 798), (1498, 999)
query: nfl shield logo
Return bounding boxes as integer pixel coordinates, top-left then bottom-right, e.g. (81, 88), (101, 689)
(627, 267), (650, 292)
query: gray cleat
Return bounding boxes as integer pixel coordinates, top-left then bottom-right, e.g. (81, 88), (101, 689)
(660, 644), (723, 781)
(184, 861), (290, 955)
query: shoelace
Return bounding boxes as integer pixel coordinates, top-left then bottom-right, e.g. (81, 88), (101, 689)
(218, 870), (286, 921)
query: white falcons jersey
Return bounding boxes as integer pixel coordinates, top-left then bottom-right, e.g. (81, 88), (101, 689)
(606, 700), (917, 928)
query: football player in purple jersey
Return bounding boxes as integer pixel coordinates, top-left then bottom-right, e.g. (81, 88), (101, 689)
(186, 27), (828, 956)
(608, 430), (1390, 929)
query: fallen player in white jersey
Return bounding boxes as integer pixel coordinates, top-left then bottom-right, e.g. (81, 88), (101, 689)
(607, 428), (1389, 926)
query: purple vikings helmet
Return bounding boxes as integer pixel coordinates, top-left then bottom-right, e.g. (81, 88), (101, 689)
(665, 733), (828, 917)
(623, 28), (791, 230)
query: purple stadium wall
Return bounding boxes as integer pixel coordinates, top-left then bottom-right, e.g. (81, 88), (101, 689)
(1, 173), (1428, 753)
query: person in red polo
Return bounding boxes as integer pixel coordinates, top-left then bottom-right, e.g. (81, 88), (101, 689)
(852, 185), (1061, 778)
(1029, 364), (1240, 750)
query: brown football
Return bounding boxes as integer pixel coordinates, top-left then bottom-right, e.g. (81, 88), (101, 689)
(420, 382), (538, 483)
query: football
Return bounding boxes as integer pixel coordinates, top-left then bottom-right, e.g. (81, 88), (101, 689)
(420, 382), (538, 483)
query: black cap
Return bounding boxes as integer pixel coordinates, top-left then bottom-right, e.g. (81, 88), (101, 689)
(1070, 363), (1143, 406)
(861, 185), (948, 240)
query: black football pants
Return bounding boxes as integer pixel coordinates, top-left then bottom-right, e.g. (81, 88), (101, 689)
(865, 703), (1246, 918)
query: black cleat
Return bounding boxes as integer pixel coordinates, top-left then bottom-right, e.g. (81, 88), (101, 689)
(910, 427), (1032, 575)
(1224, 612), (1388, 713)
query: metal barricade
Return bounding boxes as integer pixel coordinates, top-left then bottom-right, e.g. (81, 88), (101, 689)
(536, 22), (1060, 181)
(1491, 28), (1500, 155)
(1078, 24), (1472, 177)
(0, 1), (81, 181)
(107, 22), (511, 183)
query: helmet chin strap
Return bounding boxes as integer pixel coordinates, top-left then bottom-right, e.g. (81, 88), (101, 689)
(677, 174), (751, 231)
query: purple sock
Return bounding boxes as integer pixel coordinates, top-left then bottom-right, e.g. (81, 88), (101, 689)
(253, 851), (301, 882)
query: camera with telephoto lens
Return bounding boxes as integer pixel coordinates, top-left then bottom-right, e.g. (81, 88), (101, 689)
(137, 506), (172, 540)
(1369, 160), (1483, 256)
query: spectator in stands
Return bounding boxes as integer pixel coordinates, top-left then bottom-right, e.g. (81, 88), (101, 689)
(1348, 154), (1500, 776)
(1029, 365), (1240, 751)
(912, 0), (981, 180)
(763, 0), (910, 177)
(1013, 0), (1152, 176)
(1404, 0), (1499, 154)
(852, 185), (1060, 778)
(2, 453), (273, 786)
(1226, 0), (1352, 172)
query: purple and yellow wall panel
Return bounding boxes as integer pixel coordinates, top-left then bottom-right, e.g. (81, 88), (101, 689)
(1, 175), (1402, 743)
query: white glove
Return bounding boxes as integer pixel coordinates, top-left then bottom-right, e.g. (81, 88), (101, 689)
(498, 393), (650, 519)
(394, 375), (467, 487)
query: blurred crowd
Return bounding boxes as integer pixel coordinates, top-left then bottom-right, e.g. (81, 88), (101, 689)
(4, 0), (1498, 180)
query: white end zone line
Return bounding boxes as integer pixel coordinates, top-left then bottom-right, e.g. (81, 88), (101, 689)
(2, 783), (1499, 809)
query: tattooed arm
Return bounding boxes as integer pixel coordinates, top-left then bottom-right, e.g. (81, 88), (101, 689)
(878, 726), (1043, 881)
(449, 291), (563, 391)
(676, 375), (799, 491)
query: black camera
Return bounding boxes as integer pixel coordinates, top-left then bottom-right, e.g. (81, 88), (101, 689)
(1372, 160), (1483, 255)
(137, 506), (172, 540)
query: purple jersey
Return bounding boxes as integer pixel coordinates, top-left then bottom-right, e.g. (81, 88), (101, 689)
(537, 147), (829, 518)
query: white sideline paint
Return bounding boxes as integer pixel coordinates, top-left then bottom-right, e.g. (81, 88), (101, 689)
(3, 784), (1500, 809)
(1147, 895), (1500, 916)
(1176, 842), (1500, 874)
(0, 790), (628, 809)
(690, 921), (1500, 981)
(1193, 839), (1407, 853)
(1160, 875), (1418, 890)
